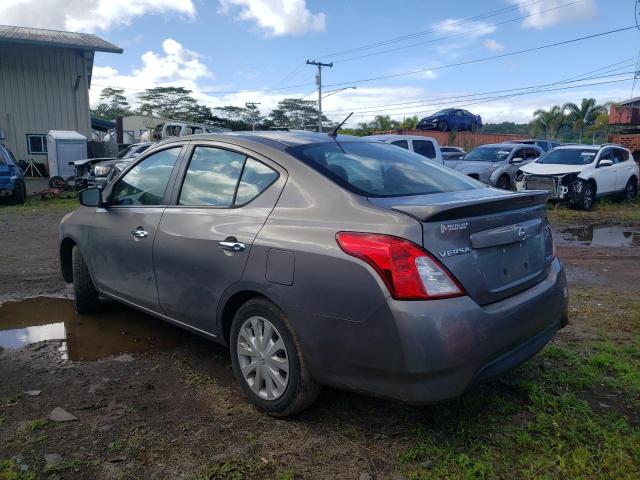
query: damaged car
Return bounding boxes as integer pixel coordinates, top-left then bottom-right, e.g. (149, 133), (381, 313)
(515, 144), (639, 210)
(449, 143), (542, 190)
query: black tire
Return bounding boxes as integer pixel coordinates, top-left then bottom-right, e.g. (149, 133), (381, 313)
(623, 177), (638, 202)
(48, 176), (65, 189)
(71, 246), (101, 314)
(229, 298), (320, 417)
(11, 180), (25, 204)
(437, 120), (448, 131)
(496, 175), (511, 191)
(580, 181), (596, 211)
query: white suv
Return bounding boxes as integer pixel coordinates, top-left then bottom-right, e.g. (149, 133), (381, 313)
(515, 144), (638, 210)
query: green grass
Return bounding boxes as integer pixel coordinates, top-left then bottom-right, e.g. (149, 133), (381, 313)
(398, 285), (640, 480)
(42, 459), (100, 474)
(194, 457), (267, 480)
(0, 459), (36, 480)
(0, 196), (79, 215)
(547, 196), (640, 225)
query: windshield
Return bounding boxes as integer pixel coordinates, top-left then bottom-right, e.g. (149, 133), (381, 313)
(287, 141), (480, 198)
(117, 146), (133, 159)
(537, 149), (597, 165)
(464, 146), (513, 162)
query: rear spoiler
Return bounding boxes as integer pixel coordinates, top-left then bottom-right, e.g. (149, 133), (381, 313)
(391, 190), (549, 222)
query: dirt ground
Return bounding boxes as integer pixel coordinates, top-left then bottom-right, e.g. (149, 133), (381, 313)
(1, 197), (639, 480)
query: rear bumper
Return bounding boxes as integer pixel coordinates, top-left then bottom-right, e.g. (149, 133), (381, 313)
(292, 258), (568, 403)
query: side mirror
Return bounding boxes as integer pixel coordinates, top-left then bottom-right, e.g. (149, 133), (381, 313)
(79, 188), (103, 207)
(511, 157), (524, 164)
(598, 159), (613, 168)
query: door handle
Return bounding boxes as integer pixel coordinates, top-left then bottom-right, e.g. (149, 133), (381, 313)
(219, 238), (246, 252)
(131, 227), (148, 239)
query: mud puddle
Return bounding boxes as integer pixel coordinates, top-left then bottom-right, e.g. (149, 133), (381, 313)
(0, 297), (188, 361)
(558, 223), (640, 247)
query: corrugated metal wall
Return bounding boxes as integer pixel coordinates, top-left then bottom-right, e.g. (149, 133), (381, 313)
(0, 44), (91, 164)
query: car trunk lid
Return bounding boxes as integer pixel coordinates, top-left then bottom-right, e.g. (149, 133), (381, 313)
(369, 188), (553, 305)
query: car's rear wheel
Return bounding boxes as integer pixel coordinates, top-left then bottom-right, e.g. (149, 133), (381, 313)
(437, 120), (448, 131)
(580, 181), (596, 210)
(71, 245), (101, 314)
(496, 175), (510, 191)
(229, 298), (320, 417)
(48, 176), (66, 189)
(623, 177), (638, 202)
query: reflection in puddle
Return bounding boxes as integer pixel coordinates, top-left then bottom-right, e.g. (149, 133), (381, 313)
(0, 297), (188, 361)
(560, 223), (640, 247)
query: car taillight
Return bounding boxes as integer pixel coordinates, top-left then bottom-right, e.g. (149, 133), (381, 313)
(336, 232), (464, 300)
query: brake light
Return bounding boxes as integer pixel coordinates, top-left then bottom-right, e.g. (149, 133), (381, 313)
(336, 232), (464, 300)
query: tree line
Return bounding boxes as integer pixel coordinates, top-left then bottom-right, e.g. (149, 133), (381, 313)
(91, 86), (331, 131)
(92, 87), (612, 142)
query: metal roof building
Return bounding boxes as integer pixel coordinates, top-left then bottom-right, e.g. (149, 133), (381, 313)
(0, 25), (122, 166)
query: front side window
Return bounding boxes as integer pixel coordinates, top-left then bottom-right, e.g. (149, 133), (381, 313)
(27, 134), (47, 154)
(111, 147), (181, 206)
(464, 146), (513, 162)
(412, 140), (436, 159)
(537, 149), (597, 165)
(613, 148), (629, 163)
(288, 141), (479, 198)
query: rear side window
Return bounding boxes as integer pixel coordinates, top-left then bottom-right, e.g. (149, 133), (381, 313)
(613, 148), (629, 163)
(111, 147), (181, 206)
(179, 147), (245, 207)
(235, 158), (278, 205)
(288, 141), (479, 198)
(179, 147), (279, 207)
(413, 140), (436, 159)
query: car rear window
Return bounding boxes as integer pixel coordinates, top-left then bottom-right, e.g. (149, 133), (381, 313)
(287, 141), (479, 198)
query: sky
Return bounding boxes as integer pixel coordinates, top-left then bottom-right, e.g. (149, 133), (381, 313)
(1, 0), (638, 125)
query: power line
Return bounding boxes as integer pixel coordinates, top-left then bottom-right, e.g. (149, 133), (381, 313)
(345, 77), (634, 119)
(324, 59), (639, 114)
(322, 26), (637, 89)
(332, 0), (583, 64)
(93, 26), (635, 97)
(314, 0), (549, 61)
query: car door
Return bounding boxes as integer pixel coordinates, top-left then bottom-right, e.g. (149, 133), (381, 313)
(595, 148), (617, 194)
(87, 146), (184, 311)
(613, 148), (633, 191)
(153, 143), (286, 335)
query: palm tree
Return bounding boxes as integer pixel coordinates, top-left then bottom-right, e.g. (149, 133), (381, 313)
(531, 105), (566, 140)
(562, 98), (607, 143)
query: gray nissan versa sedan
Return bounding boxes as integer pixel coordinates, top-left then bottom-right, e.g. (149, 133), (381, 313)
(59, 131), (569, 416)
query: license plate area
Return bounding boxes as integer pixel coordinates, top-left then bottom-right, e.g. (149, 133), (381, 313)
(476, 235), (545, 292)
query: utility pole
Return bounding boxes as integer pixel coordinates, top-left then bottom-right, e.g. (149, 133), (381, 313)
(245, 102), (261, 131)
(306, 60), (333, 132)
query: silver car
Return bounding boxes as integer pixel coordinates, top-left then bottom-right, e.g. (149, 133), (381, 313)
(448, 143), (543, 190)
(59, 131), (568, 416)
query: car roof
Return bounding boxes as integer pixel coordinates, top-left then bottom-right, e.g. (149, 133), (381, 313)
(364, 134), (437, 142)
(155, 130), (372, 151)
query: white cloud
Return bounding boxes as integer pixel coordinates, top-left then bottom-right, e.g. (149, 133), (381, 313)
(218, 0), (326, 36)
(433, 18), (496, 38)
(483, 39), (504, 52)
(0, 0), (195, 33)
(512, 0), (597, 29)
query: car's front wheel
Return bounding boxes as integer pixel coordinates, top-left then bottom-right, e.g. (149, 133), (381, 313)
(71, 246), (101, 314)
(580, 181), (596, 210)
(437, 120), (448, 131)
(230, 298), (320, 417)
(496, 175), (510, 190)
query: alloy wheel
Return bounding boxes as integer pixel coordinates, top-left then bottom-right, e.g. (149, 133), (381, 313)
(624, 180), (637, 201)
(236, 316), (289, 400)
(583, 184), (594, 210)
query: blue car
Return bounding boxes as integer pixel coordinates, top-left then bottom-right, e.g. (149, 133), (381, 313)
(0, 143), (26, 204)
(417, 108), (482, 132)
